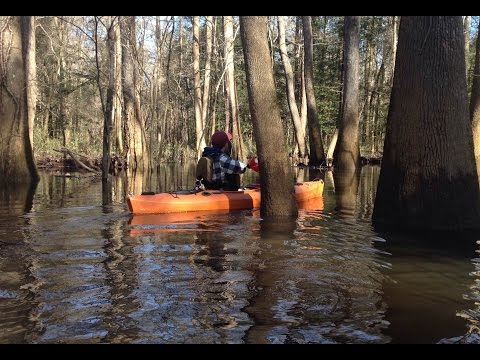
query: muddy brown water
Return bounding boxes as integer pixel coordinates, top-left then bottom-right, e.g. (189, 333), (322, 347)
(0, 165), (478, 343)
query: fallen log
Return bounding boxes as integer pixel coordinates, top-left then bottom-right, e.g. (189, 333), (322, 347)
(53, 148), (101, 174)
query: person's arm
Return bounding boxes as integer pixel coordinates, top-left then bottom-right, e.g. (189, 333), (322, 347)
(219, 154), (247, 174)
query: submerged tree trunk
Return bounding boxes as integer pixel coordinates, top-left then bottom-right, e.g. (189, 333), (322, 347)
(373, 16), (480, 231)
(0, 16), (39, 186)
(240, 16), (298, 219)
(302, 16), (325, 166)
(334, 16), (361, 171)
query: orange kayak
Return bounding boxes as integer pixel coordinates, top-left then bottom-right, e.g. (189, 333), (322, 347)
(127, 180), (324, 214)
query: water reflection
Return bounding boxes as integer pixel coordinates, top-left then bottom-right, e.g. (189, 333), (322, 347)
(0, 165), (479, 343)
(333, 168), (360, 218)
(242, 207), (389, 343)
(375, 231), (480, 344)
(0, 183), (37, 343)
(125, 210), (259, 343)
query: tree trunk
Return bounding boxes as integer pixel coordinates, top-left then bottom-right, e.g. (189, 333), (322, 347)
(470, 20), (480, 175)
(326, 128), (338, 166)
(113, 17), (123, 153)
(121, 16), (149, 173)
(464, 16), (471, 80)
(193, 16), (205, 158)
(302, 16), (325, 166)
(201, 16), (214, 140)
(334, 16), (361, 171)
(373, 16), (480, 231)
(23, 16), (37, 147)
(103, 17), (118, 179)
(223, 16), (244, 161)
(391, 16), (398, 82)
(278, 16), (306, 158)
(240, 16), (298, 219)
(0, 16), (39, 185)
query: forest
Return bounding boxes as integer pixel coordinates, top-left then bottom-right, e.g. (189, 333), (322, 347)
(1, 16), (480, 231)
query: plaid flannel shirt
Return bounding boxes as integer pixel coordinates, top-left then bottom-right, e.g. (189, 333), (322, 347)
(212, 153), (247, 183)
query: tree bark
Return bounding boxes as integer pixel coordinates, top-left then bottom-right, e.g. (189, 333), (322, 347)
(373, 16), (480, 231)
(201, 16), (214, 140)
(464, 16), (471, 80)
(103, 16), (118, 179)
(193, 16), (205, 158)
(302, 16), (325, 166)
(278, 16), (306, 158)
(470, 20), (480, 175)
(223, 16), (244, 161)
(334, 16), (361, 171)
(0, 16), (39, 186)
(240, 16), (298, 219)
(113, 17), (123, 153)
(120, 16), (149, 173)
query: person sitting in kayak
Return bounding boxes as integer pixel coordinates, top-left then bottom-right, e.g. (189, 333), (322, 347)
(197, 130), (250, 191)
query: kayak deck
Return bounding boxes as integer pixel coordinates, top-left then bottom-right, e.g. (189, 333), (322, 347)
(127, 180), (324, 214)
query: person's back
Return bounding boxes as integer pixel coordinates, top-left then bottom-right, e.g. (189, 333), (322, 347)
(197, 130), (248, 191)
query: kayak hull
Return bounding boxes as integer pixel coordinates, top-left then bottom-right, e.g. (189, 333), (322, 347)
(127, 180), (324, 214)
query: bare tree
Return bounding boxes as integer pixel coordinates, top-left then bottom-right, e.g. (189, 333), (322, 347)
(120, 16), (149, 172)
(223, 16), (244, 161)
(193, 16), (205, 158)
(302, 16), (325, 166)
(278, 16), (306, 159)
(240, 16), (298, 219)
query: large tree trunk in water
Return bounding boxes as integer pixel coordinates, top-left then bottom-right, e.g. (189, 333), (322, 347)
(333, 16), (360, 171)
(240, 16), (298, 219)
(0, 16), (39, 186)
(373, 16), (480, 231)
(302, 16), (325, 166)
(121, 16), (149, 173)
(470, 20), (480, 176)
(278, 16), (306, 159)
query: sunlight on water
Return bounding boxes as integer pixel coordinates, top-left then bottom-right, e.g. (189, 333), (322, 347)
(0, 166), (478, 343)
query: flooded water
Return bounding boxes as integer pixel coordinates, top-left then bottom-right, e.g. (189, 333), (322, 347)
(0, 164), (479, 344)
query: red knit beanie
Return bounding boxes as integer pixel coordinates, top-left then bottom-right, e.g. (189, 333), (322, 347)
(211, 131), (232, 148)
